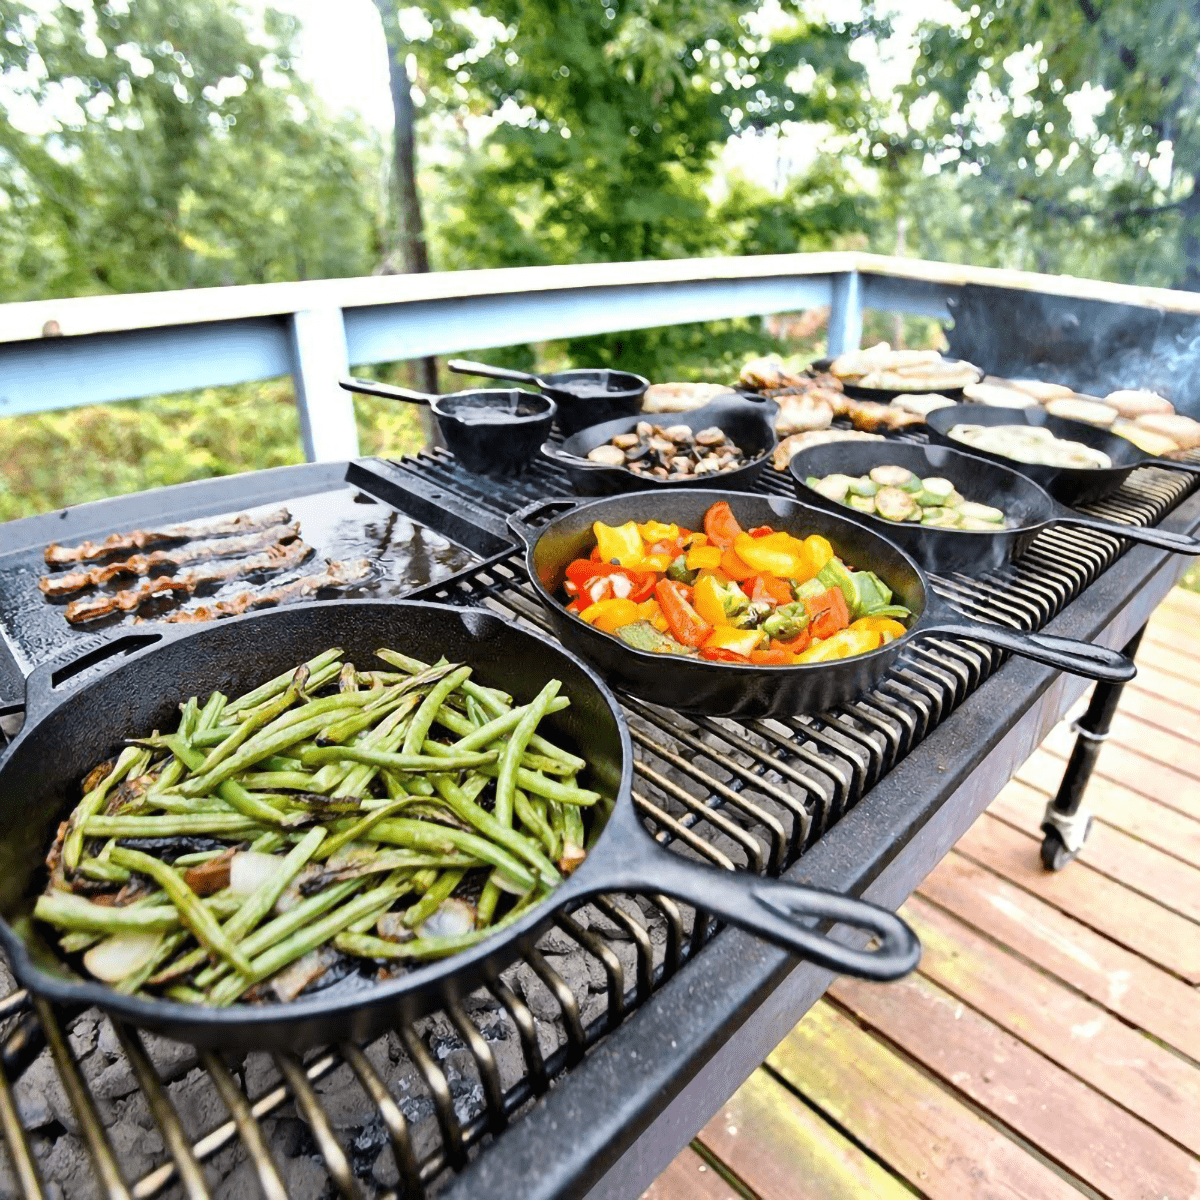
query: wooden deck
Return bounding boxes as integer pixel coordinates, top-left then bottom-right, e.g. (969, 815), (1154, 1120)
(644, 586), (1200, 1200)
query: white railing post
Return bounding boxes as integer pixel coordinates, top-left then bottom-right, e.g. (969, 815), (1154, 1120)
(827, 270), (863, 357)
(288, 307), (360, 462)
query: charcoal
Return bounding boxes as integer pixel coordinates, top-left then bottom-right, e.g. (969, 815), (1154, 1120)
(108, 1118), (163, 1182)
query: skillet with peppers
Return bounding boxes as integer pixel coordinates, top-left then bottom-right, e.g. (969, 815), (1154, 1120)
(561, 501), (913, 665)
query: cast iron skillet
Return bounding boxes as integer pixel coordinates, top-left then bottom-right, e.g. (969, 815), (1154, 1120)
(926, 403), (1200, 505)
(809, 357), (980, 402)
(338, 377), (555, 476)
(541, 395), (779, 495)
(0, 600), (917, 1051)
(447, 358), (649, 436)
(508, 490), (1134, 718)
(787, 441), (1200, 575)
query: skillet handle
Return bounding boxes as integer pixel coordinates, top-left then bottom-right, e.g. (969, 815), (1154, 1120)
(338, 377), (434, 406)
(582, 841), (919, 981)
(447, 359), (537, 386)
(915, 613), (1134, 683)
(1047, 512), (1200, 556)
(507, 497), (587, 549)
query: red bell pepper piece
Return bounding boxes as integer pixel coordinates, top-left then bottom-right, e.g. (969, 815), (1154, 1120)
(772, 631), (811, 653)
(565, 559), (656, 604)
(804, 587), (850, 640)
(703, 501), (743, 549)
(748, 574), (793, 607)
(748, 525), (775, 538)
(700, 647), (750, 663)
(749, 647), (791, 665)
(654, 579), (711, 647)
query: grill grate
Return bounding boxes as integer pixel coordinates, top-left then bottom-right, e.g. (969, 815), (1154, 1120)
(0, 440), (1196, 1200)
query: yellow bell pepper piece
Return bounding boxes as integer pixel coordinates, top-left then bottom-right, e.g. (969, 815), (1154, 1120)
(638, 521), (680, 544)
(801, 535), (834, 577)
(850, 616), (907, 641)
(686, 545), (723, 571)
(593, 521), (644, 567)
(640, 553), (673, 573)
(796, 627), (881, 663)
(732, 531), (807, 579)
(579, 597), (642, 633)
(692, 574), (730, 628)
(702, 626), (764, 656)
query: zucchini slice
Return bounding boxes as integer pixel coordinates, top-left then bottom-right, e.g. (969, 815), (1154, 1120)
(875, 486), (918, 522)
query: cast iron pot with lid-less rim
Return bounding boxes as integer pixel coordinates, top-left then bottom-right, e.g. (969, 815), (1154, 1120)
(788, 440), (1200, 575)
(541, 394), (779, 495)
(508, 490), (1134, 719)
(925, 402), (1200, 506)
(0, 599), (917, 1052)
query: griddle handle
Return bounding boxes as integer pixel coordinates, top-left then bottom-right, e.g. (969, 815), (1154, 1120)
(1047, 512), (1200, 556)
(917, 617), (1135, 683)
(338, 377), (434, 406)
(22, 632), (167, 723)
(507, 497), (586, 548)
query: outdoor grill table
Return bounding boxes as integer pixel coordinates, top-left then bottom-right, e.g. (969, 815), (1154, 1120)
(0, 434), (1196, 1200)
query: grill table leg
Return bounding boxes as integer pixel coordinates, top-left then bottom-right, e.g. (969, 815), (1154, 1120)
(1040, 623), (1147, 870)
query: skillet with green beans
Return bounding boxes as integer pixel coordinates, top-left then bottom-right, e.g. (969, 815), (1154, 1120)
(806, 464), (1009, 530)
(35, 646), (593, 1006)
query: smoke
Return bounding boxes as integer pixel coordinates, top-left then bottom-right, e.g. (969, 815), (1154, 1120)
(944, 284), (1200, 414)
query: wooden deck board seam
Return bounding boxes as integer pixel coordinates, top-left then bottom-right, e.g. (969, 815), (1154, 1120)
(687, 1139), (764, 1200)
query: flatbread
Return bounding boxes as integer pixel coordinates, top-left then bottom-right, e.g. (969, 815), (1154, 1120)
(1044, 398), (1119, 427)
(1003, 378), (1075, 401)
(1134, 413), (1200, 451)
(772, 428), (884, 471)
(1103, 389), (1174, 419)
(641, 382), (736, 413)
(1111, 420), (1180, 456)
(963, 382), (1039, 408)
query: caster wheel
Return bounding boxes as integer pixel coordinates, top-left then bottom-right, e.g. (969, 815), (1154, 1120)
(1040, 818), (1091, 871)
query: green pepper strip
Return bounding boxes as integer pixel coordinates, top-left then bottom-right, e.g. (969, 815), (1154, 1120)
(107, 848), (252, 974)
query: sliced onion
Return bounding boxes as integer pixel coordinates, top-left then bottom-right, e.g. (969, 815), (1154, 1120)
(375, 912), (415, 944)
(229, 851), (284, 897)
(269, 946), (339, 1002)
(418, 899), (477, 940)
(557, 842), (587, 876)
(83, 932), (163, 983)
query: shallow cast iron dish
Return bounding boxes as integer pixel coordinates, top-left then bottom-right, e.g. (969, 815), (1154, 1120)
(508, 490), (1133, 719)
(0, 599), (918, 1051)
(809, 357), (979, 402)
(338, 377), (555, 477)
(447, 358), (649, 436)
(788, 441), (1200, 575)
(925, 402), (1200, 506)
(541, 394), (779, 495)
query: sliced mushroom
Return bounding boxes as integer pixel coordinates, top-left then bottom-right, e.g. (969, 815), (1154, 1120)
(612, 432), (640, 449)
(694, 427), (726, 446)
(635, 421), (654, 437)
(662, 424), (694, 443)
(586, 444), (627, 466)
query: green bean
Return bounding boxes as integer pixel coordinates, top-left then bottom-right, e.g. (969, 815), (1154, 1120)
(450, 695), (571, 753)
(430, 775), (560, 888)
(35, 892), (182, 934)
(108, 848), (252, 974)
(376, 649), (513, 711)
(430, 754), (599, 806)
(196, 667), (308, 774)
(400, 868), (467, 930)
(116, 931), (189, 995)
(172, 848), (227, 867)
(299, 745), (500, 773)
(63, 746), (147, 872)
(400, 666), (472, 756)
(223, 648), (343, 717)
(208, 878), (407, 1005)
(366, 818), (537, 892)
(82, 813), (263, 838)
(495, 681), (560, 827)
(315, 797), (412, 861)
(237, 772), (323, 792)
(318, 688), (420, 746)
(77, 857), (132, 884)
(514, 789), (559, 860)
(475, 875), (502, 927)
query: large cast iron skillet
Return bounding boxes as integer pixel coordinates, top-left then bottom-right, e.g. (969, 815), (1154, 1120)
(541, 395), (778, 496)
(0, 600), (917, 1051)
(926, 403), (1200, 505)
(788, 441), (1200, 575)
(508, 490), (1134, 718)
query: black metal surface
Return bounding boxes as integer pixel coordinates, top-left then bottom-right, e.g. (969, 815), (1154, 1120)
(0, 459), (508, 711)
(787, 440), (1200, 572)
(448, 359), (650, 436)
(1, 424), (1198, 1200)
(340, 378), (557, 477)
(541, 394), (778, 495)
(926, 402), (1200, 504)
(506, 489), (1132, 717)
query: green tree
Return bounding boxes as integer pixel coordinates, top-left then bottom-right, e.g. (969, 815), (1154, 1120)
(0, 0), (384, 299)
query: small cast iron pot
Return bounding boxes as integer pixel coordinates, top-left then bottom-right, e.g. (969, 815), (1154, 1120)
(925, 403), (1200, 505)
(447, 359), (649, 436)
(508, 490), (1134, 718)
(788, 440), (1200, 575)
(0, 600), (918, 1051)
(339, 377), (555, 477)
(541, 395), (778, 495)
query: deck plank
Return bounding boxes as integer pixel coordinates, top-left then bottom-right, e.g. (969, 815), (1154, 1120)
(987, 780), (1200, 923)
(903, 895), (1200, 1157)
(954, 815), (1200, 982)
(1115, 686), (1200, 742)
(917, 852), (1200, 1061)
(1015, 749), (1200, 868)
(639, 1147), (744, 1200)
(768, 1002), (1084, 1200)
(1128, 661), (1200, 716)
(829, 973), (1200, 1200)
(695, 1068), (912, 1200)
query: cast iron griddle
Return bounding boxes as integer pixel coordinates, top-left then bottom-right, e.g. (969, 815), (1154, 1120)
(0, 458), (513, 710)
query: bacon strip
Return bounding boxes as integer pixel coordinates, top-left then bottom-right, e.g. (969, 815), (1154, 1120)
(44, 507), (292, 566)
(142, 559), (373, 624)
(65, 539), (314, 624)
(40, 522), (301, 597)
